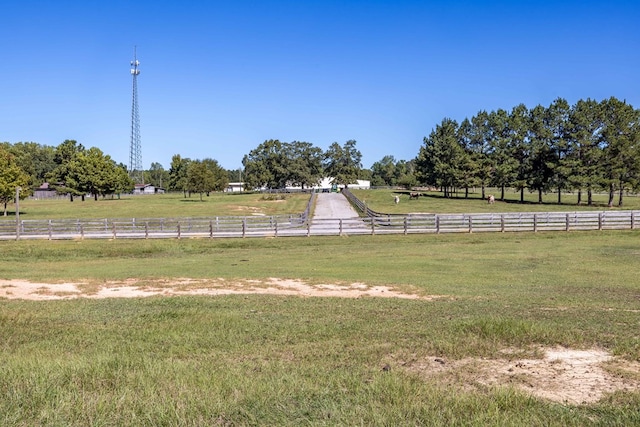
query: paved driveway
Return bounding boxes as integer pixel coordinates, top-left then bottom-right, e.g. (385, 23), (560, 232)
(310, 193), (368, 234)
(312, 193), (360, 218)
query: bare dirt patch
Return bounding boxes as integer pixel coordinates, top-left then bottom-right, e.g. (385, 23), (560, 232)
(3, 279), (637, 404)
(0, 278), (433, 301)
(405, 347), (640, 405)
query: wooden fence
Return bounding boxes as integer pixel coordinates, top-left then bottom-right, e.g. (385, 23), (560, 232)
(342, 188), (640, 235)
(1, 191), (639, 240)
(363, 211), (639, 234)
(1, 210), (639, 240)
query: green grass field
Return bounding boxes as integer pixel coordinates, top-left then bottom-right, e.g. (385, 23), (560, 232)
(352, 188), (640, 214)
(6, 192), (311, 220)
(6, 188), (640, 223)
(1, 231), (640, 425)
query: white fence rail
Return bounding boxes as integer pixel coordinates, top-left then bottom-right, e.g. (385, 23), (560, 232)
(0, 210), (638, 240)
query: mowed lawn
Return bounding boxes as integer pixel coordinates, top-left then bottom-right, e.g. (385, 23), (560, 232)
(1, 230), (640, 425)
(6, 192), (312, 220)
(351, 188), (640, 214)
(8, 188), (640, 223)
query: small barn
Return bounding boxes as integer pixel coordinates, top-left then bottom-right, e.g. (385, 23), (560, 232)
(133, 184), (165, 195)
(33, 183), (59, 199)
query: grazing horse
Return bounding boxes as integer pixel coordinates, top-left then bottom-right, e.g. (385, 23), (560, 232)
(394, 195), (400, 204)
(487, 194), (495, 204)
(409, 192), (420, 200)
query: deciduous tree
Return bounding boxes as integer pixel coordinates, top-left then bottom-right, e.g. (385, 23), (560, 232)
(323, 140), (362, 187)
(47, 140), (86, 201)
(242, 139), (288, 190)
(169, 154), (191, 196)
(186, 160), (216, 201)
(0, 147), (30, 216)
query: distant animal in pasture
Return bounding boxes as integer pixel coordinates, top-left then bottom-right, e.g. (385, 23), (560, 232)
(394, 195), (400, 204)
(409, 192), (420, 200)
(487, 194), (495, 204)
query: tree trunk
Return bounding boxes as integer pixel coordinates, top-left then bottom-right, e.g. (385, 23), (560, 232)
(70, 194), (74, 202)
(500, 185), (505, 201)
(94, 193), (98, 201)
(587, 189), (592, 206)
(608, 184), (615, 208)
(538, 188), (543, 204)
(577, 190), (582, 205)
(465, 187), (469, 199)
(3, 202), (6, 216)
(481, 185), (486, 200)
(557, 189), (561, 204)
(618, 186), (624, 207)
(81, 195), (85, 202)
(520, 188), (524, 203)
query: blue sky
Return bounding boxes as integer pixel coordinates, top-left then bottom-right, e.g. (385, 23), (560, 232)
(1, 1), (638, 170)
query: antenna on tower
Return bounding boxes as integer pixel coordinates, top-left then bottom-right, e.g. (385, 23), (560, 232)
(129, 46), (143, 185)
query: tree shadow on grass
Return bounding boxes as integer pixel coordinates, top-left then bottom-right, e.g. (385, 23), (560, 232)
(392, 190), (612, 208)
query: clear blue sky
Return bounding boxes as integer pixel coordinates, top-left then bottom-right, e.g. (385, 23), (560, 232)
(1, 1), (638, 170)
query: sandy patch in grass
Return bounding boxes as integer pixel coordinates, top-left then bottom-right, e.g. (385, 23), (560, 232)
(2, 279), (638, 404)
(0, 281), (83, 300)
(404, 347), (640, 405)
(0, 278), (431, 300)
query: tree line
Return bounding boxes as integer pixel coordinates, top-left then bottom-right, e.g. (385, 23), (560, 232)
(0, 139), (233, 209)
(0, 140), (132, 214)
(416, 97), (640, 207)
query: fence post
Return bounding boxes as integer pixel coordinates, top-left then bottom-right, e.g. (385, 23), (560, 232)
(435, 215), (440, 234)
(598, 212), (603, 230)
(112, 223), (117, 239)
(80, 224), (84, 240)
(339, 219), (343, 235)
(631, 211), (636, 230)
(500, 215), (505, 232)
(404, 217), (408, 235)
(307, 221), (311, 237)
(48, 220), (52, 240)
(371, 218), (375, 235)
(468, 215), (473, 233)
(242, 219), (246, 238)
(275, 221), (278, 237)
(533, 214), (537, 233)
(565, 213), (570, 232)
(145, 222), (149, 239)
(209, 220), (214, 238)
(177, 223), (181, 239)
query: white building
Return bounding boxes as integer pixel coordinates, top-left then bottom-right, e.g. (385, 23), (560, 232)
(225, 182), (245, 192)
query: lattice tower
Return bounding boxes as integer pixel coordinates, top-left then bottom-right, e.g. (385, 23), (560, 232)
(129, 47), (143, 184)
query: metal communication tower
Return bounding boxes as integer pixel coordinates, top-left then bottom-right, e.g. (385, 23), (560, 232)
(129, 47), (143, 184)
